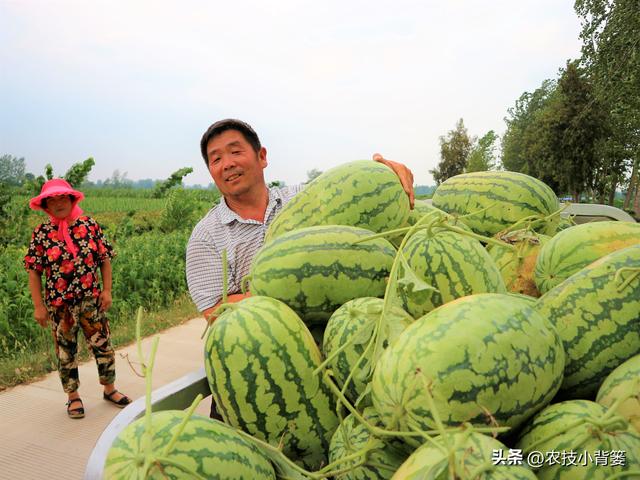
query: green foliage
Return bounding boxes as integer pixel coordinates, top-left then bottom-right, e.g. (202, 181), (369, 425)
(23, 158), (96, 194)
(0, 245), (37, 355)
(160, 188), (208, 232)
(0, 184), (31, 248)
(64, 157), (95, 187)
(575, 0), (640, 213)
(0, 230), (191, 358)
(501, 62), (611, 200)
(466, 130), (498, 172)
(152, 167), (193, 198)
(109, 231), (191, 320)
(501, 79), (557, 183)
(550, 60), (610, 200)
(429, 118), (474, 185)
(0, 155), (26, 186)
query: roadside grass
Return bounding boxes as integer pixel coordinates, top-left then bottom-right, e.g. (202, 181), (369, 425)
(0, 295), (199, 391)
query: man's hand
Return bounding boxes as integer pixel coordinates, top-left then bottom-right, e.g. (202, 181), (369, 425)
(34, 304), (49, 327)
(373, 153), (415, 209)
(99, 290), (112, 312)
(203, 292), (251, 325)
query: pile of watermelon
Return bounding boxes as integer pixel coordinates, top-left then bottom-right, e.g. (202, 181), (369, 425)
(105, 162), (640, 479)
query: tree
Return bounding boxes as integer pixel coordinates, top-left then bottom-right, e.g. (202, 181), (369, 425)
(44, 164), (54, 181)
(103, 169), (131, 188)
(575, 0), (640, 214)
(306, 169), (323, 183)
(429, 119), (474, 185)
(466, 131), (498, 172)
(153, 167), (194, 198)
(547, 60), (610, 201)
(23, 158), (97, 194)
(501, 79), (557, 182)
(64, 157), (95, 187)
(0, 155), (26, 185)
(501, 63), (611, 201)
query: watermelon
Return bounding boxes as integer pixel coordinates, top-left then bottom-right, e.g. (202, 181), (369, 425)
(399, 228), (506, 317)
(489, 229), (550, 297)
(596, 353), (640, 433)
(322, 297), (414, 403)
(406, 200), (469, 229)
(432, 171), (560, 237)
(392, 430), (536, 479)
(371, 294), (565, 441)
(204, 296), (339, 470)
(390, 200), (470, 248)
(328, 408), (410, 480)
(535, 244), (640, 399)
(104, 411), (275, 479)
(534, 220), (640, 294)
(516, 400), (640, 479)
(250, 225), (396, 323)
(265, 160), (410, 242)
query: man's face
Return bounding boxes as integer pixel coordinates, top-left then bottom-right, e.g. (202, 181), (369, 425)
(206, 129), (267, 199)
(44, 195), (73, 219)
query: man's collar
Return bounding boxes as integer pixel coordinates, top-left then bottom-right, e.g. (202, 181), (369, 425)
(217, 186), (282, 225)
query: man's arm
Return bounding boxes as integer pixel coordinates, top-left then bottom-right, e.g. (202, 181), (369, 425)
(186, 236), (226, 312)
(202, 292), (251, 323)
(373, 153), (415, 209)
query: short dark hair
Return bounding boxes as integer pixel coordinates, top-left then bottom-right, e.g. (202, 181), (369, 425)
(200, 119), (262, 166)
(40, 194), (75, 209)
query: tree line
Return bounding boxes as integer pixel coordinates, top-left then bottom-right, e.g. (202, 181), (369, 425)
(430, 0), (639, 216)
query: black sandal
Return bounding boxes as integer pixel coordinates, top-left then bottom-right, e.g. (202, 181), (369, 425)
(103, 390), (131, 408)
(66, 398), (85, 419)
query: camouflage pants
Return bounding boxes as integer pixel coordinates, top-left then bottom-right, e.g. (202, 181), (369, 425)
(47, 297), (116, 393)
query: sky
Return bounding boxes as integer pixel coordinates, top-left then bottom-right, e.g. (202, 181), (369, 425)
(0, 1), (583, 187)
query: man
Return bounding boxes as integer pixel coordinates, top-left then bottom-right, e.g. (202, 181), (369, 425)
(186, 118), (414, 322)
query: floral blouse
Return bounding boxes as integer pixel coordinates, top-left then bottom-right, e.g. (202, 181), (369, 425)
(24, 216), (115, 307)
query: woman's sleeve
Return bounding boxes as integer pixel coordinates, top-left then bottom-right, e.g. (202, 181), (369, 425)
(91, 218), (116, 263)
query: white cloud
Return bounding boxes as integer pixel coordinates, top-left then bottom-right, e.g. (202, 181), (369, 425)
(0, 0), (582, 185)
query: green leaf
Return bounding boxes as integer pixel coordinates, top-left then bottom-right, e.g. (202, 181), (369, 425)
(396, 251), (439, 296)
(351, 322), (374, 346)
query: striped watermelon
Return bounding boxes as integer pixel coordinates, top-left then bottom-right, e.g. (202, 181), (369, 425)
(104, 411), (275, 479)
(534, 220), (640, 294)
(406, 200), (469, 230)
(265, 160), (410, 242)
(251, 225), (396, 323)
(400, 228), (506, 317)
(489, 229), (550, 297)
(322, 297), (414, 403)
(391, 200), (470, 248)
(392, 430), (536, 479)
(204, 296), (339, 470)
(371, 294), (565, 441)
(596, 353), (640, 433)
(328, 408), (411, 480)
(535, 244), (640, 399)
(516, 400), (640, 479)
(432, 171), (560, 237)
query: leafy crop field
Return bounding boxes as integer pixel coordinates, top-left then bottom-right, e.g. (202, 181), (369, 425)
(0, 187), (219, 388)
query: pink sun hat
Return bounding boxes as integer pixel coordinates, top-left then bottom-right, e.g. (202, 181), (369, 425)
(29, 178), (85, 211)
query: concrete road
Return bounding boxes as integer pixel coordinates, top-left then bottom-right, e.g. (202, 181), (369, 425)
(0, 316), (210, 480)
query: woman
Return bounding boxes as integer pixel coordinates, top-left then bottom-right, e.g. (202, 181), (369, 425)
(24, 179), (131, 419)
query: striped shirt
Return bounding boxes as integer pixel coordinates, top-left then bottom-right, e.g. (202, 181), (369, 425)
(186, 184), (304, 312)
